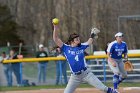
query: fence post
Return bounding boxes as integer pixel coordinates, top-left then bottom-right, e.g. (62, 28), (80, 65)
(20, 63), (22, 86)
(19, 43), (23, 86)
(103, 58), (106, 83)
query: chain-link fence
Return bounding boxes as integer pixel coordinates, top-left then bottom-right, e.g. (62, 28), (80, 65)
(0, 45), (70, 86)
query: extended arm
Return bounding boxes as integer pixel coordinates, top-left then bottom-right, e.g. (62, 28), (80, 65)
(53, 25), (63, 47)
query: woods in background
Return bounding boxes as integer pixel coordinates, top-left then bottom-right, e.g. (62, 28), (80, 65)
(0, 0), (140, 50)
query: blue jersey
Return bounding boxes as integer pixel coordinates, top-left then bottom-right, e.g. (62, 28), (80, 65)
(107, 40), (128, 59)
(61, 43), (89, 73)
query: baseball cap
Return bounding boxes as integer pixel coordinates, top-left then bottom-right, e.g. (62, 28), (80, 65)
(115, 32), (123, 37)
(39, 44), (44, 48)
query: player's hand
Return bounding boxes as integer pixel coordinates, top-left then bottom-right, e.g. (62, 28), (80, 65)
(0, 59), (6, 64)
(0, 60), (3, 64)
(111, 61), (116, 67)
(123, 58), (128, 63)
(108, 58), (116, 67)
(53, 25), (59, 31)
(17, 55), (23, 59)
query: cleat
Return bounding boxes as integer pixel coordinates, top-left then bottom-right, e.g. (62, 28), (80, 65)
(114, 89), (120, 93)
(107, 88), (119, 93)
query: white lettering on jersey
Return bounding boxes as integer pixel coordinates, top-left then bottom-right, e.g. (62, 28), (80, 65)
(68, 50), (84, 55)
(39, 53), (46, 57)
(74, 55), (79, 61)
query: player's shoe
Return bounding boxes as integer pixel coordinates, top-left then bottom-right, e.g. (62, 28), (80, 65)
(107, 88), (119, 93)
(114, 89), (120, 93)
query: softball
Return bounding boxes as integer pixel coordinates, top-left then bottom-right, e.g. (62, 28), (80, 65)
(52, 18), (59, 25)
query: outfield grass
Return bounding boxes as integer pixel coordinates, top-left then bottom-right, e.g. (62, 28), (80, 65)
(0, 82), (140, 91)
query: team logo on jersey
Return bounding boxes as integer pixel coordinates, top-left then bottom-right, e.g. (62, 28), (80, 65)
(39, 53), (46, 57)
(115, 49), (124, 52)
(68, 50), (84, 55)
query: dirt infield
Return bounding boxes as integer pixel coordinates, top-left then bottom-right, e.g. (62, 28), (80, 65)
(1, 87), (140, 93)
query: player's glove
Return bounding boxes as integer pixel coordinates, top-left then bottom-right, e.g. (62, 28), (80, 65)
(90, 28), (100, 39)
(124, 61), (134, 72)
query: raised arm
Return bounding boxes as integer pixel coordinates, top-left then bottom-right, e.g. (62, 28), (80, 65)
(53, 25), (63, 47)
(86, 28), (100, 45)
(86, 38), (94, 45)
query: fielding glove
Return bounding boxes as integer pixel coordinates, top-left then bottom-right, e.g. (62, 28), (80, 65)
(90, 28), (100, 39)
(124, 61), (134, 72)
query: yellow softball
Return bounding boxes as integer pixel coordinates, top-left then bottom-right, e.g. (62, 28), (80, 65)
(52, 18), (59, 25)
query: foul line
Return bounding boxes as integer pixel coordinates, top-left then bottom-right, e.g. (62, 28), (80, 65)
(123, 87), (140, 90)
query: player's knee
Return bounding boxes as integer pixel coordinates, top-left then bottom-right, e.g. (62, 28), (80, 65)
(113, 74), (119, 83)
(114, 72), (120, 75)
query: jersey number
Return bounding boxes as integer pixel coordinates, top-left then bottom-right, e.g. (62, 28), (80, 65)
(75, 55), (79, 61)
(117, 51), (122, 56)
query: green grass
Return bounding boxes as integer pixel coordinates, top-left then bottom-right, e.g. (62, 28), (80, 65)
(0, 82), (140, 91)
(0, 85), (66, 91)
(105, 82), (140, 87)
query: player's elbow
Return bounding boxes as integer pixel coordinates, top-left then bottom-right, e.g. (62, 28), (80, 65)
(53, 38), (59, 45)
(53, 38), (63, 48)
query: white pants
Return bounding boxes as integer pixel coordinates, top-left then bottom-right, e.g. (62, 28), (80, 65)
(108, 59), (127, 77)
(64, 68), (108, 93)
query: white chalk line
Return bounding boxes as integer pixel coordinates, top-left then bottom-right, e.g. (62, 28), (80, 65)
(40, 88), (98, 91)
(40, 87), (140, 91)
(123, 87), (140, 90)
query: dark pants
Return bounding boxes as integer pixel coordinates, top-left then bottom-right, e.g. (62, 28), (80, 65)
(56, 61), (68, 85)
(38, 62), (48, 83)
(3, 64), (12, 86)
(11, 63), (22, 85)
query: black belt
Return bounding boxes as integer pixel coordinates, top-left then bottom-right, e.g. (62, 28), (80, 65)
(73, 67), (87, 75)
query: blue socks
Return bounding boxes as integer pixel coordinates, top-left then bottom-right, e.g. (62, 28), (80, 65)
(118, 77), (125, 84)
(113, 75), (119, 89)
(107, 87), (113, 93)
(107, 87), (117, 93)
(113, 74), (126, 90)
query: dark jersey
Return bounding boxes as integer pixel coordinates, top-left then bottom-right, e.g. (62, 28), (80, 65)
(36, 51), (48, 64)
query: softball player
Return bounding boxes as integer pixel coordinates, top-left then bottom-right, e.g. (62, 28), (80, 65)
(107, 32), (128, 92)
(53, 24), (118, 93)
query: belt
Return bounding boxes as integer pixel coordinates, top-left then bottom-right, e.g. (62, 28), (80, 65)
(73, 67), (87, 75)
